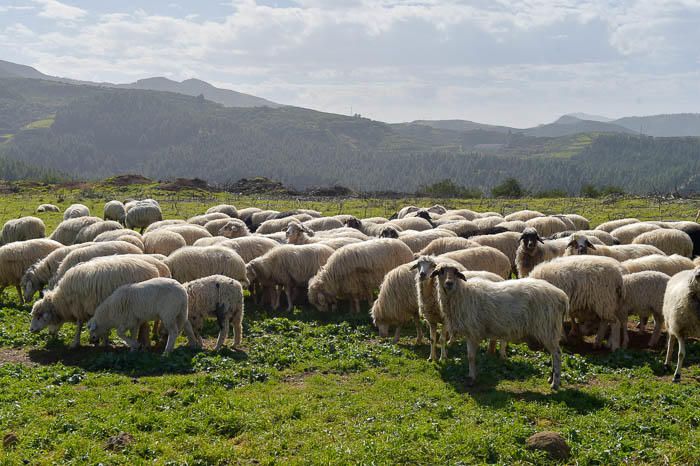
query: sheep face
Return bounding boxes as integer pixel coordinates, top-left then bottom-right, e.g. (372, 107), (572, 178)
(344, 217), (362, 230)
(519, 228), (543, 254)
(411, 256), (438, 281)
(379, 226), (399, 239)
(86, 319), (108, 343)
(219, 221), (247, 238)
(566, 235), (596, 255)
(29, 298), (59, 332)
(21, 267), (40, 301)
(285, 222), (313, 243)
(431, 265), (467, 293)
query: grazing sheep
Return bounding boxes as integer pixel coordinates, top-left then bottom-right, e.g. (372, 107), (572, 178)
(436, 220), (479, 236)
(193, 237), (230, 247)
(432, 263), (566, 389)
(525, 217), (569, 237)
(256, 215), (314, 235)
(143, 219), (187, 234)
(302, 217), (344, 232)
(345, 217), (402, 237)
(284, 222), (321, 245)
(126, 200), (163, 233)
(63, 204), (90, 220)
(427, 204), (447, 215)
(246, 244), (334, 311)
(496, 220), (528, 233)
(36, 204), (60, 213)
(564, 236), (665, 262)
(551, 215), (577, 231)
(387, 217), (434, 232)
(188, 212), (230, 226)
(632, 229), (694, 257)
(49, 216), (102, 245)
(662, 267), (700, 381)
(206, 204), (238, 218)
(0, 217), (45, 244)
(315, 228), (369, 241)
(398, 229), (456, 253)
(86, 278), (196, 354)
(29, 256), (161, 348)
(620, 271), (670, 347)
(117, 254), (171, 279)
(200, 219), (233, 236)
(50, 241), (143, 287)
(319, 237), (363, 250)
(621, 254), (695, 276)
(596, 218), (639, 233)
(473, 216), (506, 230)
(248, 210), (281, 230)
(371, 263), (425, 344)
(0, 239), (62, 304)
(441, 246), (512, 279)
(161, 224), (212, 245)
(611, 223), (661, 244)
(93, 229), (143, 243)
(165, 246), (248, 285)
(21, 243), (92, 300)
(504, 210), (544, 222)
(515, 228), (567, 278)
(115, 235), (145, 251)
(308, 239), (414, 313)
(185, 275), (245, 350)
(219, 236), (279, 263)
(469, 231), (521, 273)
(565, 214), (590, 230)
(530, 255), (627, 350)
(103, 200), (126, 224)
(418, 237), (477, 256)
(74, 221), (123, 243)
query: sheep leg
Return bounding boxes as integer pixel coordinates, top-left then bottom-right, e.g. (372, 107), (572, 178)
(137, 322), (151, 349)
(273, 286), (281, 310)
(439, 326), (449, 362)
(609, 321), (621, 351)
(593, 321), (608, 349)
(392, 326), (401, 344)
(15, 285), (24, 305)
(117, 327), (140, 351)
(163, 324), (178, 354)
(427, 322), (438, 362)
(414, 319), (424, 345)
(664, 334), (675, 370)
(620, 319), (629, 349)
(673, 337), (685, 383)
(285, 285), (294, 312)
(549, 346), (562, 390)
(69, 321), (83, 349)
(649, 318), (663, 347)
(637, 316), (648, 332)
(232, 313), (243, 348)
(214, 317), (230, 351)
(151, 319), (161, 340)
(465, 339), (479, 386)
(488, 339), (498, 354)
(181, 319), (199, 349)
(352, 299), (361, 314)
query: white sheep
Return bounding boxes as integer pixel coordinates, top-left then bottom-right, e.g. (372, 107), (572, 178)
(115, 235), (145, 251)
(103, 200), (126, 225)
(396, 206), (420, 218)
(418, 237), (477, 256)
(387, 217), (433, 232)
(473, 216), (505, 230)
(435, 220), (479, 236)
(21, 243), (92, 300)
(49, 241), (144, 287)
(143, 219), (186, 234)
(86, 278), (197, 354)
(524, 217), (569, 237)
(308, 239), (414, 313)
(469, 231), (521, 274)
(161, 224), (211, 245)
(249, 210), (279, 229)
(444, 209), (479, 221)
(143, 229), (187, 256)
(219, 236), (279, 263)
(217, 219), (250, 238)
(256, 214), (314, 235)
(610, 223), (661, 244)
(202, 218), (235, 236)
(432, 263), (567, 389)
(125, 200), (163, 233)
(188, 212), (230, 226)
(621, 254), (695, 276)
(504, 210), (544, 222)
(164, 246), (248, 285)
(206, 204), (238, 218)
(398, 229), (456, 253)
(302, 217), (344, 232)
(441, 246), (512, 279)
(185, 275), (244, 350)
(63, 204), (90, 220)
(30, 256), (161, 348)
(564, 214), (590, 230)
(319, 237), (363, 250)
(237, 207), (262, 224)
(74, 220), (123, 243)
(632, 229), (694, 257)
(93, 229), (143, 243)
(1, 217), (46, 245)
(621, 271), (670, 347)
(193, 237), (229, 247)
(662, 267), (700, 382)
(596, 218), (639, 233)
(496, 220), (528, 233)
(370, 263), (424, 344)
(36, 204), (60, 213)
(515, 228), (567, 278)
(0, 238), (62, 304)
(564, 236), (665, 262)
(49, 216), (102, 245)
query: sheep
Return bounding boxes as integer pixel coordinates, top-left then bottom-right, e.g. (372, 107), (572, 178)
(0, 217), (45, 244)
(620, 271), (670, 347)
(427, 204), (447, 215)
(302, 217), (344, 232)
(103, 200), (126, 224)
(118, 254), (172, 279)
(436, 220), (479, 236)
(504, 210), (544, 222)
(63, 204), (90, 220)
(551, 229), (619, 246)
(596, 218), (640, 233)
(206, 204), (238, 218)
(530, 255), (627, 350)
(621, 254), (695, 276)
(319, 237), (363, 250)
(515, 228), (567, 278)
(201, 219), (233, 236)
(29, 256), (161, 348)
(74, 221), (123, 243)
(469, 231), (521, 273)
(564, 235), (665, 262)
(248, 210), (281, 230)
(36, 204), (60, 213)
(473, 216), (505, 230)
(285, 222), (318, 245)
(185, 275), (244, 350)
(441, 246), (512, 279)
(161, 224), (212, 245)
(662, 267), (700, 382)
(188, 212), (230, 226)
(165, 246), (248, 285)
(217, 219), (250, 238)
(20, 243), (92, 300)
(50, 241), (144, 287)
(193, 237), (229, 247)
(496, 220), (527, 233)
(86, 278), (196, 354)
(371, 263), (426, 345)
(308, 239), (414, 314)
(114, 235), (145, 251)
(315, 228), (369, 241)
(432, 263), (566, 389)
(0, 239), (62, 304)
(632, 229), (694, 257)
(418, 237), (477, 256)
(49, 216), (102, 245)
(396, 206), (420, 219)
(237, 207), (262, 224)
(672, 222), (700, 257)
(551, 215), (577, 231)
(256, 215), (314, 235)
(444, 209), (479, 221)
(143, 219), (186, 233)
(125, 201), (163, 233)
(93, 229), (143, 243)
(398, 229), (457, 253)
(565, 214), (590, 230)
(345, 217), (402, 237)
(387, 217), (434, 232)
(246, 244), (334, 311)
(611, 223), (661, 244)
(218, 236), (279, 263)
(525, 217), (569, 237)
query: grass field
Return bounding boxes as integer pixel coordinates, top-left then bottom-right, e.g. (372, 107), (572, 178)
(1, 183), (699, 464)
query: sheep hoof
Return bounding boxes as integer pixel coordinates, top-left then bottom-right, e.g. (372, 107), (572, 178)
(672, 373), (681, 383)
(550, 382), (560, 391)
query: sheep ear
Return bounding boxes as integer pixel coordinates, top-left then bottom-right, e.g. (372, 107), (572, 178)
(586, 240), (596, 250)
(455, 271), (467, 281)
(567, 239), (577, 249)
(519, 233), (527, 242)
(409, 262), (419, 270)
(430, 269), (440, 278)
(537, 235), (544, 244)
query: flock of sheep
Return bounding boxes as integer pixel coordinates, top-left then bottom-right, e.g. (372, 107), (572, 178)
(1, 199), (699, 390)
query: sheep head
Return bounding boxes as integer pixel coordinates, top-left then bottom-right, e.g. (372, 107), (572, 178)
(411, 256), (439, 282)
(379, 226), (399, 239)
(344, 217), (362, 230)
(566, 234), (596, 255)
(519, 227), (544, 252)
(219, 219), (248, 238)
(29, 296), (59, 333)
(21, 265), (40, 301)
(431, 264), (467, 292)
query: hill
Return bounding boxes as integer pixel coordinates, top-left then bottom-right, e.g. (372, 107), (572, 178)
(612, 113), (700, 137)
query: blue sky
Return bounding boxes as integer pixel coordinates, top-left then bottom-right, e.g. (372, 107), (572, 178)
(1, 0), (699, 127)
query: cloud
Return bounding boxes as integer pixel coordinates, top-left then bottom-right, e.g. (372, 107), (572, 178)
(34, 0), (87, 21)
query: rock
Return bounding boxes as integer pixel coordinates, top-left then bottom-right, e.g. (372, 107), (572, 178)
(3, 432), (19, 449)
(526, 431), (570, 460)
(104, 432), (134, 452)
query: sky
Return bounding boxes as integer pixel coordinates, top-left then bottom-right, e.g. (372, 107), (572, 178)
(1, 0), (699, 127)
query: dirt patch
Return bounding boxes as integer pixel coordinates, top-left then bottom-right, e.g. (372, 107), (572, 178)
(158, 177), (213, 192)
(104, 432), (134, 452)
(103, 174), (153, 186)
(223, 177), (297, 196)
(305, 185), (356, 197)
(0, 348), (35, 366)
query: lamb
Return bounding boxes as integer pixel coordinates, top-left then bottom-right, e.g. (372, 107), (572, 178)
(418, 237), (477, 256)
(441, 246), (512, 279)
(219, 236), (279, 263)
(50, 241), (143, 287)
(515, 228), (566, 278)
(246, 244), (334, 311)
(74, 220), (123, 243)
(217, 219), (250, 238)
(185, 275), (245, 350)
(164, 246), (248, 285)
(621, 254), (695, 276)
(206, 204), (238, 218)
(524, 216), (569, 237)
(308, 239), (414, 313)
(530, 255), (627, 350)
(610, 223), (661, 244)
(564, 236), (665, 262)
(398, 229), (456, 253)
(143, 219), (186, 234)
(21, 243), (92, 300)
(662, 267), (700, 381)
(93, 229), (143, 243)
(432, 263), (567, 389)
(256, 215), (314, 235)
(49, 216), (102, 245)
(632, 229), (694, 257)
(103, 200), (126, 225)
(86, 278), (196, 354)
(596, 218), (639, 233)
(36, 204), (60, 213)
(188, 212), (230, 226)
(0, 238), (62, 304)
(63, 204), (90, 220)
(620, 271), (670, 347)
(0, 217), (45, 244)
(161, 224), (212, 245)
(125, 200), (163, 233)
(504, 210), (544, 222)
(29, 256), (161, 348)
